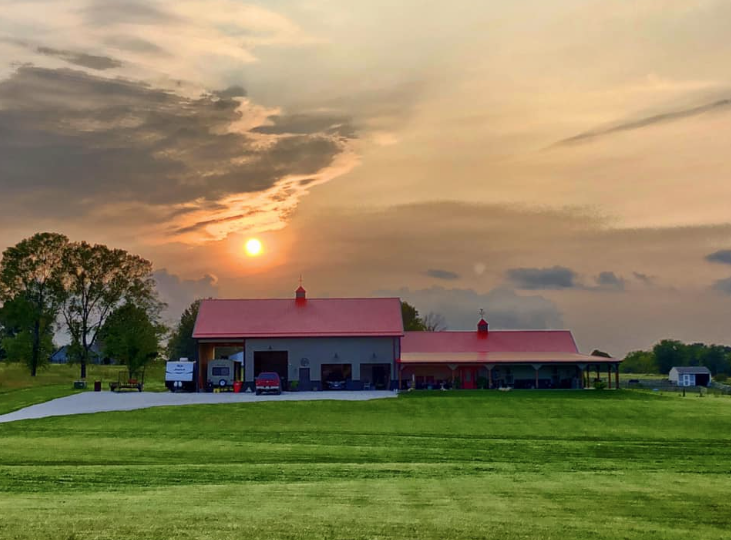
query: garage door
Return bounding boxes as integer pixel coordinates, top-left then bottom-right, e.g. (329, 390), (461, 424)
(254, 351), (288, 387)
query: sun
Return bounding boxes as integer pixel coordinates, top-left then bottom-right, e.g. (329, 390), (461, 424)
(245, 238), (263, 257)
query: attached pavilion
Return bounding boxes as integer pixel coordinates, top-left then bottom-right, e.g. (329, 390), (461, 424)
(398, 318), (620, 390)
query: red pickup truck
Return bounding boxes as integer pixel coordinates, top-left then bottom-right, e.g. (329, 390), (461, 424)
(255, 372), (282, 395)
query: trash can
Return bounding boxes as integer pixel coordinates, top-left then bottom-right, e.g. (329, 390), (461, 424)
(93, 380), (102, 392)
(233, 381), (243, 393)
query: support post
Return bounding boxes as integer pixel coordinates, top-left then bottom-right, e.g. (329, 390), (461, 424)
(448, 364), (457, 388)
(531, 364), (542, 390)
(615, 366), (619, 389)
(608, 364), (612, 389)
(398, 363), (402, 391)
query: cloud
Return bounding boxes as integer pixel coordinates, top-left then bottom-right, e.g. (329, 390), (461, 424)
(552, 98), (731, 147)
(153, 269), (219, 322)
(706, 250), (731, 265)
(214, 85), (247, 99)
(36, 46), (123, 71)
(425, 269), (460, 281)
(251, 113), (356, 138)
(0, 65), (356, 243)
(712, 277), (731, 296)
(81, 0), (177, 26)
(506, 266), (579, 290)
(595, 271), (625, 291)
(375, 286), (563, 330)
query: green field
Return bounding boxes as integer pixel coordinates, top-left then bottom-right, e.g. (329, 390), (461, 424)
(0, 362), (167, 415)
(0, 390), (730, 539)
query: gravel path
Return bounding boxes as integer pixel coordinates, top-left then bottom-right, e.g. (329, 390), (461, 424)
(0, 390), (397, 424)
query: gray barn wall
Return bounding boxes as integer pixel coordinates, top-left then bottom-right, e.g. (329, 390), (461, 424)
(244, 336), (398, 388)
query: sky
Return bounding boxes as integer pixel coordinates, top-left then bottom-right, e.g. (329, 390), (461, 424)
(1, 0), (731, 356)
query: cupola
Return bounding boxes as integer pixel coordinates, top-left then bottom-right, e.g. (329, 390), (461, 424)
(477, 308), (488, 334)
(296, 285), (306, 300)
(295, 276), (306, 303)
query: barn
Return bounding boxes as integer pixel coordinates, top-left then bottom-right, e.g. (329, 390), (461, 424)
(192, 286), (620, 391)
(192, 286), (403, 391)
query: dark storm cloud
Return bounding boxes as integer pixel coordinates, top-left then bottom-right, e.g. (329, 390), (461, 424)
(376, 286), (563, 330)
(706, 250), (731, 265)
(36, 46), (123, 70)
(425, 269), (460, 280)
(0, 66), (350, 215)
(251, 113), (356, 138)
(214, 86), (248, 99)
(595, 271), (625, 291)
(552, 98), (731, 147)
(712, 277), (731, 295)
(506, 266), (579, 290)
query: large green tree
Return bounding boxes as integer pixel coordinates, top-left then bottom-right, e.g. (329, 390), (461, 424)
(401, 301), (426, 331)
(0, 233), (68, 375)
(60, 241), (161, 378)
(620, 350), (658, 373)
(653, 339), (688, 374)
(0, 296), (56, 375)
(166, 299), (201, 361)
(100, 303), (162, 379)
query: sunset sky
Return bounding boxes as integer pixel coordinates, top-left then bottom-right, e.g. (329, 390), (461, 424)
(1, 0), (731, 356)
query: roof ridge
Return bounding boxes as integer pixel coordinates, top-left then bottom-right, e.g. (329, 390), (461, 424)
(201, 297), (402, 301)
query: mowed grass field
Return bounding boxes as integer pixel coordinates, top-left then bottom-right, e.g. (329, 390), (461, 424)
(1, 391), (730, 540)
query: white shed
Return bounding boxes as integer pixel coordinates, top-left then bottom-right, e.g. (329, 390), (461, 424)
(668, 366), (712, 387)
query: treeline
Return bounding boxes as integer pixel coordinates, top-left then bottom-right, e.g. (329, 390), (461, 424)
(622, 339), (731, 380)
(0, 232), (164, 378)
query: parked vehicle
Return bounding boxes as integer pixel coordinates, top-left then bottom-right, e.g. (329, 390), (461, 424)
(325, 371), (346, 390)
(165, 360), (196, 392)
(207, 359), (237, 391)
(255, 372), (282, 395)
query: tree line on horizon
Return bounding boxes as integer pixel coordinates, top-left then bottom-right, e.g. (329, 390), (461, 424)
(0, 232), (165, 378)
(621, 340), (731, 380)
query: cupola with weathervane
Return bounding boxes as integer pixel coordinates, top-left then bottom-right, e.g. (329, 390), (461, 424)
(295, 276), (306, 303)
(477, 308), (489, 335)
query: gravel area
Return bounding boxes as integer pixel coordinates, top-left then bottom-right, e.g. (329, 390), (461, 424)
(0, 390), (397, 424)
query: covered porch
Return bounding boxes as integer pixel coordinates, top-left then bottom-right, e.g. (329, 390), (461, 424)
(397, 352), (621, 390)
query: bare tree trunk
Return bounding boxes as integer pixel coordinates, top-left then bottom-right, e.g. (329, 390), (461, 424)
(31, 318), (40, 377)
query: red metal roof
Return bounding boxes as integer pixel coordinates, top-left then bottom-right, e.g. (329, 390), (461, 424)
(399, 351), (618, 364)
(193, 297), (404, 338)
(401, 330), (580, 354)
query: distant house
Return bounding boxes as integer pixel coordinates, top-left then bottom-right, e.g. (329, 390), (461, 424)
(49, 342), (113, 365)
(669, 366), (711, 387)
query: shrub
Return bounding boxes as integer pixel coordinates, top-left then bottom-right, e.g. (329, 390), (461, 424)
(593, 379), (607, 390)
(289, 380), (299, 391)
(714, 373), (728, 383)
(476, 376), (488, 389)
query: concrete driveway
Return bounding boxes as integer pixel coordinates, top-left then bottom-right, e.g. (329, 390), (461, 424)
(0, 390), (397, 424)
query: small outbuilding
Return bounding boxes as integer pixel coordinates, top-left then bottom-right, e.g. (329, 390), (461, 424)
(669, 366), (712, 387)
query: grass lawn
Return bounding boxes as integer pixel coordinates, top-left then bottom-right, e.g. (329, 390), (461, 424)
(0, 361), (167, 401)
(0, 390), (730, 539)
